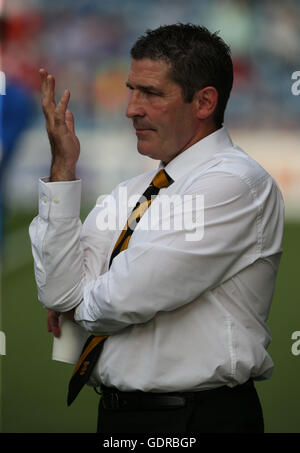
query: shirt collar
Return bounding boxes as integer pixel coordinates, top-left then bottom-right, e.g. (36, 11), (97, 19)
(159, 126), (233, 182)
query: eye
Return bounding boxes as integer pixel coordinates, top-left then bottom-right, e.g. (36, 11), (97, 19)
(143, 89), (161, 97)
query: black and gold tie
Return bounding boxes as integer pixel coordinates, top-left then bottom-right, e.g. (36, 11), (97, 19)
(67, 169), (173, 405)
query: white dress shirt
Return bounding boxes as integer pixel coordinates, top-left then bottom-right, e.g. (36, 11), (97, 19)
(29, 127), (284, 392)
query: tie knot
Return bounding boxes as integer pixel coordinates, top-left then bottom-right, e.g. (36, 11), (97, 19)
(151, 169), (173, 189)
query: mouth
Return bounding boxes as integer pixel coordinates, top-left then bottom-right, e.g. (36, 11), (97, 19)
(133, 121), (156, 131)
(135, 128), (153, 132)
(134, 126), (156, 136)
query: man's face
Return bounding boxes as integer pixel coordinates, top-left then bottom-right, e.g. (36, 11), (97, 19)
(126, 58), (200, 164)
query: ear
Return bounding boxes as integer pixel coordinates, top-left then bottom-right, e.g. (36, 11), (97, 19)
(194, 86), (218, 121)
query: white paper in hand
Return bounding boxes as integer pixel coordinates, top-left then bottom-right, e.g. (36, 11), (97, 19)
(52, 315), (88, 364)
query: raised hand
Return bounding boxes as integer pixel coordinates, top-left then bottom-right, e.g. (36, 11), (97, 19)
(40, 68), (80, 181)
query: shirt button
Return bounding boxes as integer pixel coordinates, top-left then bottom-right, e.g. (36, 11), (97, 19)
(41, 196), (48, 203)
(53, 198), (60, 204)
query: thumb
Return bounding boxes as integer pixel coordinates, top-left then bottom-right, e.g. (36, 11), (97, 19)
(65, 109), (75, 134)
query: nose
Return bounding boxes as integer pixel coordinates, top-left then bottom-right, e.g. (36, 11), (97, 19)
(126, 90), (145, 118)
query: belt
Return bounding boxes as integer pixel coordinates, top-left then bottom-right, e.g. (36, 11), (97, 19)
(99, 379), (254, 411)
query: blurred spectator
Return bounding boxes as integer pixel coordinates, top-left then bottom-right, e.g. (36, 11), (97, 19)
(2, 0), (299, 129)
(0, 12), (37, 250)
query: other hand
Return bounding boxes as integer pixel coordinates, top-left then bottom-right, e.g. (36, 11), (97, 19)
(47, 309), (76, 338)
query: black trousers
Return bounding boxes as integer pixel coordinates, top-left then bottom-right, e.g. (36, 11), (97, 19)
(97, 380), (264, 433)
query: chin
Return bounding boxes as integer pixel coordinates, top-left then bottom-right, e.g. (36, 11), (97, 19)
(137, 143), (160, 160)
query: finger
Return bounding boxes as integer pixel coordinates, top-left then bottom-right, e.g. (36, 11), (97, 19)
(53, 89), (70, 126)
(39, 68), (48, 88)
(56, 89), (70, 115)
(52, 325), (61, 338)
(47, 310), (54, 332)
(65, 109), (75, 134)
(51, 321), (61, 338)
(40, 71), (56, 120)
(47, 311), (61, 338)
(39, 69), (55, 102)
(45, 74), (56, 105)
(47, 310), (55, 332)
(47, 311), (51, 332)
(39, 69), (48, 106)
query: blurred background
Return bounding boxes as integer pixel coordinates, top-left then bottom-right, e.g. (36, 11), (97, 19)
(0, 0), (299, 433)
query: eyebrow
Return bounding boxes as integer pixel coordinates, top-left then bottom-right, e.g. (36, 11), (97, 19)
(126, 81), (164, 95)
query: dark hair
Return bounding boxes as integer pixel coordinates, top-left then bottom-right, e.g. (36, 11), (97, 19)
(130, 23), (233, 128)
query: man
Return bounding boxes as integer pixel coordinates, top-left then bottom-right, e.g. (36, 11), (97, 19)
(29, 24), (284, 433)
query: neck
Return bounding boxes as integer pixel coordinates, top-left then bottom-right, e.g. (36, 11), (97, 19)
(162, 123), (221, 166)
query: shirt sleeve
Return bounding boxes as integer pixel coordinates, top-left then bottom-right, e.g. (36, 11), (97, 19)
(74, 170), (280, 335)
(29, 178), (116, 312)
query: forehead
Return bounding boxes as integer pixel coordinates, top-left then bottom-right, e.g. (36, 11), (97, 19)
(128, 58), (173, 87)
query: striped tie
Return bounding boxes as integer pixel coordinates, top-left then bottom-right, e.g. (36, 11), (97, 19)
(67, 169), (173, 405)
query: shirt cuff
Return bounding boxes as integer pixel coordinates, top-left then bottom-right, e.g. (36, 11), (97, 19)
(38, 178), (82, 219)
